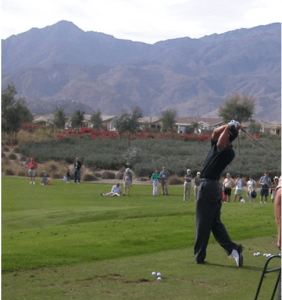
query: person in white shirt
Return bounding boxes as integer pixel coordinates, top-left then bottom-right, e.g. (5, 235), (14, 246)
(233, 175), (243, 202)
(247, 176), (256, 203)
(101, 183), (122, 197)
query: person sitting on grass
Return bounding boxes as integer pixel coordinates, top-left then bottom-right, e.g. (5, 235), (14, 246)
(40, 174), (50, 185)
(66, 170), (71, 183)
(101, 183), (122, 197)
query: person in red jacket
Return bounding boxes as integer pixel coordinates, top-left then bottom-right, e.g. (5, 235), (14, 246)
(28, 157), (38, 184)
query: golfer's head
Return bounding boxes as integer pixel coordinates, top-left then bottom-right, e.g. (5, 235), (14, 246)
(187, 169), (191, 174)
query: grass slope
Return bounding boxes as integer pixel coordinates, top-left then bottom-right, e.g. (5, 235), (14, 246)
(2, 177), (280, 300)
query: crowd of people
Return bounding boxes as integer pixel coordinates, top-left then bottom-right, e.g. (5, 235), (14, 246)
(27, 156), (279, 205)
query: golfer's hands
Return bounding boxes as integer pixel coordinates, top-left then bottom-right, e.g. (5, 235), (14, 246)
(228, 120), (240, 128)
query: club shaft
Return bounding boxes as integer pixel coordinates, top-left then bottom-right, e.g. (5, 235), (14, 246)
(241, 128), (279, 159)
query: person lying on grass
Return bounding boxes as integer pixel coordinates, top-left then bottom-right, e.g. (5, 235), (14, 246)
(101, 183), (122, 197)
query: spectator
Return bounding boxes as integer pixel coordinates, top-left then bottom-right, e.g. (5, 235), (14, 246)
(28, 157), (38, 184)
(233, 175), (243, 202)
(101, 183), (122, 197)
(271, 176), (279, 203)
(123, 168), (133, 195)
(183, 169), (193, 201)
(74, 157), (82, 184)
(222, 173), (235, 202)
(239, 196), (246, 203)
(247, 176), (256, 203)
(259, 171), (272, 203)
(151, 170), (160, 196)
(66, 170), (71, 183)
(159, 166), (170, 195)
(40, 174), (49, 185)
(194, 172), (201, 202)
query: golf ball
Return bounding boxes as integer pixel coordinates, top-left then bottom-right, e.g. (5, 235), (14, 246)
(157, 272), (161, 277)
(157, 277), (162, 281)
(257, 252), (261, 256)
(152, 272), (157, 276)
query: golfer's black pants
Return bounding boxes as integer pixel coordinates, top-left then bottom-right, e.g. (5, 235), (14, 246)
(194, 179), (238, 263)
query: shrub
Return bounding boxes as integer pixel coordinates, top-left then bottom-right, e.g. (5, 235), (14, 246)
(94, 172), (102, 178)
(17, 170), (26, 176)
(8, 153), (17, 160)
(168, 175), (183, 185)
(137, 177), (150, 181)
(5, 169), (15, 176)
(19, 155), (28, 162)
(2, 152), (5, 158)
(115, 171), (124, 180)
(2, 146), (10, 152)
(52, 173), (62, 179)
(101, 171), (115, 179)
(82, 174), (98, 181)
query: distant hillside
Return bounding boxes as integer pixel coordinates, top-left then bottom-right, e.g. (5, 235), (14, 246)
(1, 21), (281, 121)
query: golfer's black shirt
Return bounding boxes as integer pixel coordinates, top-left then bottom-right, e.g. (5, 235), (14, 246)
(200, 140), (235, 181)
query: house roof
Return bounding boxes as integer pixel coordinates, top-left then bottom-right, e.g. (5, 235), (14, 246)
(139, 116), (160, 124)
(175, 117), (223, 126)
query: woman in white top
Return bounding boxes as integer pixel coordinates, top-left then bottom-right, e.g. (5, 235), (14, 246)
(233, 175), (243, 202)
(247, 176), (256, 203)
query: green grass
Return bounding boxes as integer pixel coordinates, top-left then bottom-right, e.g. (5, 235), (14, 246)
(2, 177), (281, 300)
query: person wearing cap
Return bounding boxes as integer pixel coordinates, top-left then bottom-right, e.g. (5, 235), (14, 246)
(194, 120), (243, 267)
(222, 173), (235, 202)
(28, 157), (38, 184)
(194, 172), (201, 202)
(259, 171), (272, 203)
(74, 157), (82, 183)
(159, 166), (170, 195)
(271, 176), (279, 203)
(247, 176), (256, 203)
(233, 175), (243, 202)
(123, 168), (133, 195)
(183, 169), (193, 201)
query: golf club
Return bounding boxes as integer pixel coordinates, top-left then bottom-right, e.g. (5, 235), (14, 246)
(241, 128), (280, 159)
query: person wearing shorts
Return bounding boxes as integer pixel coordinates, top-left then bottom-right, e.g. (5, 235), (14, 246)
(233, 175), (243, 202)
(259, 171), (272, 203)
(222, 173), (235, 202)
(123, 168), (133, 195)
(28, 157), (38, 184)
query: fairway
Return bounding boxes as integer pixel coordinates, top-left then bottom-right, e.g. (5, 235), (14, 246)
(2, 177), (280, 300)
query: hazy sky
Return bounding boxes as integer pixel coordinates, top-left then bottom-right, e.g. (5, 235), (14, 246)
(1, 0), (281, 44)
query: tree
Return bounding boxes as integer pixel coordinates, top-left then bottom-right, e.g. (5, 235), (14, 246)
(90, 110), (103, 129)
(71, 109), (85, 130)
(218, 93), (255, 123)
(1, 83), (33, 144)
(159, 109), (177, 132)
(114, 106), (143, 146)
(248, 122), (262, 135)
(53, 107), (66, 129)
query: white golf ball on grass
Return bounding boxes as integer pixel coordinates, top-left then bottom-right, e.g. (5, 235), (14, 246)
(152, 272), (157, 276)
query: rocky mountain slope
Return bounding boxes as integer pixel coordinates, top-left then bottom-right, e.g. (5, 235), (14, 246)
(1, 21), (281, 121)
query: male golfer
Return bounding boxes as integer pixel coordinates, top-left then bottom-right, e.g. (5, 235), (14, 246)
(194, 121), (243, 267)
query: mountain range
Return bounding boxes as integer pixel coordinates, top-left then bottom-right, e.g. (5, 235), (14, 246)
(1, 21), (281, 121)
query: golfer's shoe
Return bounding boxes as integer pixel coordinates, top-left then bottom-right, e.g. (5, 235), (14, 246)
(230, 245), (243, 267)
